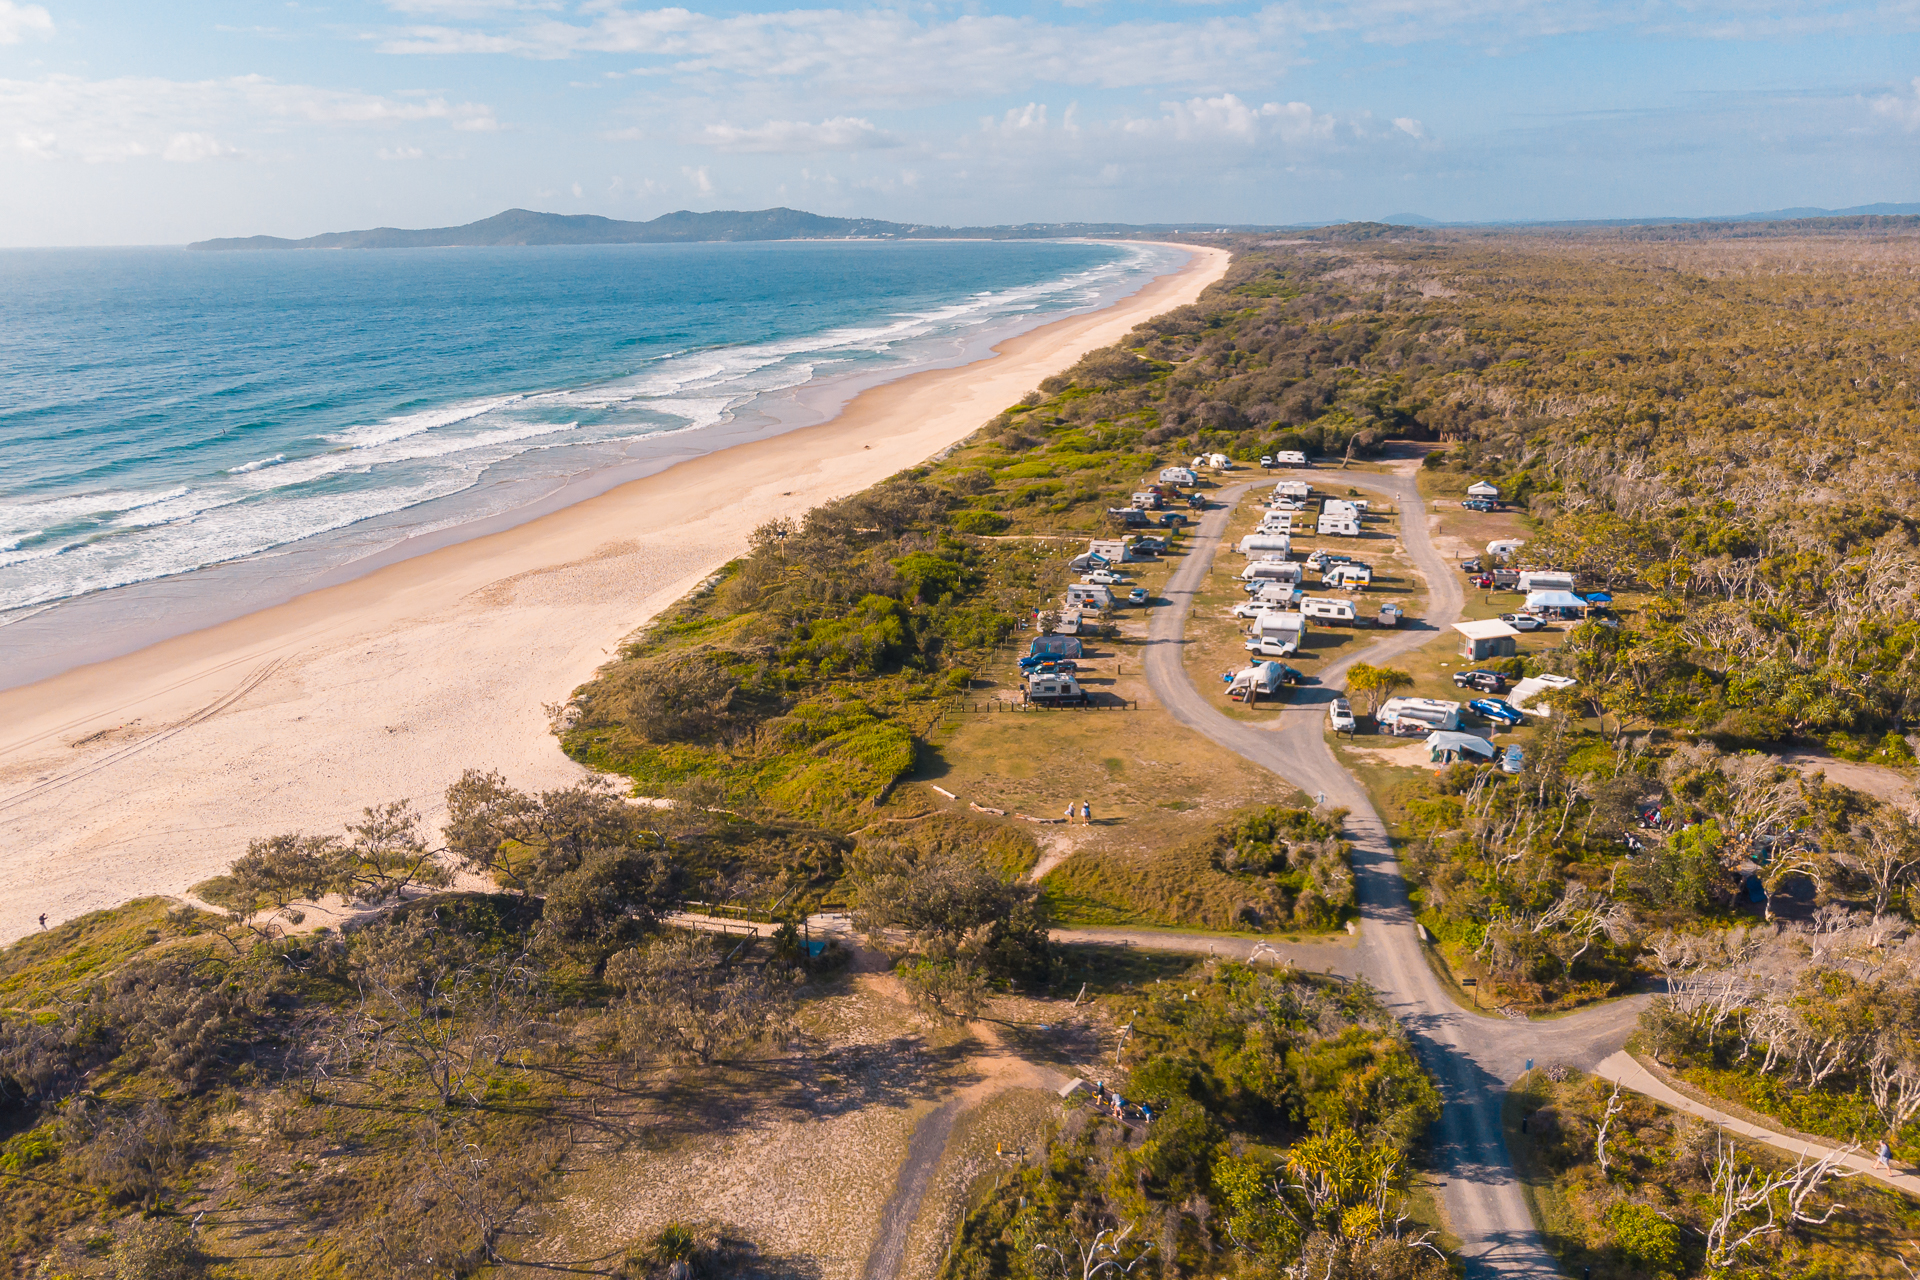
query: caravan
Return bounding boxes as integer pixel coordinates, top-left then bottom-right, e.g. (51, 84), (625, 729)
(1299, 596), (1357, 625)
(1236, 533), (1293, 559)
(1322, 564), (1372, 590)
(1274, 480), (1313, 501)
(1065, 583), (1113, 611)
(1377, 697), (1463, 735)
(1227, 661), (1287, 703)
(1242, 561), (1301, 588)
(1025, 672), (1088, 706)
(1245, 611), (1308, 656)
(1159, 466), (1197, 485)
(1317, 512), (1360, 537)
(1273, 450), (1308, 467)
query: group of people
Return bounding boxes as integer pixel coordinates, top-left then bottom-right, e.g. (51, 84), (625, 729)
(1063, 800), (1095, 824)
(1087, 1080), (1152, 1125)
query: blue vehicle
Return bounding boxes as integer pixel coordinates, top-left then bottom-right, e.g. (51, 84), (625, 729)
(1470, 698), (1524, 727)
(1502, 744), (1524, 774)
(1018, 654), (1078, 674)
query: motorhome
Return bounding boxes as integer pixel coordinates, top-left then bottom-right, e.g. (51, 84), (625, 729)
(1377, 696), (1462, 734)
(1024, 672), (1088, 706)
(1065, 583), (1113, 611)
(1317, 512), (1361, 537)
(1257, 511), (1294, 532)
(1237, 533), (1293, 558)
(1322, 564), (1372, 590)
(1299, 596), (1357, 624)
(1273, 450), (1308, 466)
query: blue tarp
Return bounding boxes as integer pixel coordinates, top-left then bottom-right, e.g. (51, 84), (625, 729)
(1585, 591), (1613, 604)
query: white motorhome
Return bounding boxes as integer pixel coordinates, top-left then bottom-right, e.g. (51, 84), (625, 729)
(1323, 564), (1372, 590)
(1274, 480), (1312, 500)
(1377, 696), (1462, 734)
(1273, 450), (1308, 466)
(1065, 583), (1113, 611)
(1299, 596), (1356, 624)
(1237, 533), (1293, 558)
(1317, 512), (1361, 537)
(1160, 466), (1197, 485)
(1257, 511), (1294, 531)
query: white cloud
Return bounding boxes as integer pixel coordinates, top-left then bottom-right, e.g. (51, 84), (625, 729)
(0, 0), (54, 44)
(682, 164), (711, 193)
(1872, 78), (1920, 130)
(985, 103), (1049, 136)
(1393, 116), (1426, 139)
(377, 144), (425, 159)
(383, 0), (558, 14)
(162, 132), (239, 162)
(1125, 93), (1335, 145)
(0, 74), (500, 163)
(697, 115), (897, 153)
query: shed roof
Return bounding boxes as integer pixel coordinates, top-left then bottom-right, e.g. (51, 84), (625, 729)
(1452, 619), (1520, 640)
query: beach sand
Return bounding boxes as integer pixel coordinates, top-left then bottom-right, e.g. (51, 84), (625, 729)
(0, 243), (1228, 944)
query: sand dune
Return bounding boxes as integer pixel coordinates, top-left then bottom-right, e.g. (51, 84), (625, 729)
(0, 244), (1228, 944)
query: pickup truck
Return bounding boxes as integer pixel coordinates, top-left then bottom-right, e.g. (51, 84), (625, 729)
(1328, 698), (1355, 732)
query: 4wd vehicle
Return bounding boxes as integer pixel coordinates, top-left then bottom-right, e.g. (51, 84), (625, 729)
(1452, 670), (1508, 693)
(1161, 512), (1189, 527)
(1131, 537), (1168, 554)
(1274, 665), (1307, 684)
(1304, 550), (1353, 571)
(1462, 498), (1497, 512)
(1260, 455), (1276, 468)
(1018, 654), (1078, 673)
(1328, 697), (1355, 732)
(1500, 613), (1547, 632)
(1127, 588), (1148, 606)
(1470, 697), (1524, 726)
(1460, 558), (1483, 573)
(1083, 569), (1125, 585)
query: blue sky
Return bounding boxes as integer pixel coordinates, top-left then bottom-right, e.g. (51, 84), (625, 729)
(0, 0), (1916, 244)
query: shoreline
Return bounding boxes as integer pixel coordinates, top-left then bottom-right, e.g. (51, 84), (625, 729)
(0, 242), (1230, 944)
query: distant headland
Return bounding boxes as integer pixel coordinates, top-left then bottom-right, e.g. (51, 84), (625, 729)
(184, 207), (1250, 251)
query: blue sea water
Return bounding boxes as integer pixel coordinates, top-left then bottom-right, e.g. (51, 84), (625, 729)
(0, 239), (1178, 677)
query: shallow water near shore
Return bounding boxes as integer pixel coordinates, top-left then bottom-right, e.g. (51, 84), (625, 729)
(0, 238), (1177, 684)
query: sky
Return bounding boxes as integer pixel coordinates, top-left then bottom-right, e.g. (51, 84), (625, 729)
(0, 0), (1917, 245)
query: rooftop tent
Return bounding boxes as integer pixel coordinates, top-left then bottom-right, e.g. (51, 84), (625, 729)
(1029, 635), (1083, 658)
(1426, 731), (1496, 762)
(1524, 590), (1586, 610)
(1466, 481), (1500, 498)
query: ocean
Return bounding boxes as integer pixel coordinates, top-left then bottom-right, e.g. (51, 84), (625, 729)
(0, 238), (1181, 685)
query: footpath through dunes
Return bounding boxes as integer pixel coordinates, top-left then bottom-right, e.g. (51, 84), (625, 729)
(0, 243), (1230, 948)
(1140, 462), (1646, 1279)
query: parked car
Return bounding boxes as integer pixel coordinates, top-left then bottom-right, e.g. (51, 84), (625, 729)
(1161, 512), (1189, 527)
(1128, 588), (1149, 606)
(1083, 569), (1125, 585)
(1328, 697), (1355, 732)
(1233, 600), (1285, 619)
(1132, 537), (1168, 554)
(1462, 499), (1497, 512)
(1187, 494), (1205, 509)
(1274, 665), (1308, 685)
(1017, 654), (1078, 673)
(1260, 455), (1276, 468)
(1470, 574), (1495, 588)
(1502, 744), (1525, 774)
(1470, 698), (1524, 726)
(1460, 558), (1483, 573)
(1452, 670), (1508, 693)
(1500, 613), (1547, 632)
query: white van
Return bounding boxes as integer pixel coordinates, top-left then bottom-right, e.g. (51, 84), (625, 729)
(1300, 596), (1356, 624)
(1065, 583), (1113, 611)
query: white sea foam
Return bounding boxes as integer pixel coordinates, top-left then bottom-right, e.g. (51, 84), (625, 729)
(226, 453), (286, 474)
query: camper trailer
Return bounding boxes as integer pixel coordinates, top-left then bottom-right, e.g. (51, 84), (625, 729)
(1227, 661), (1287, 703)
(1205, 453), (1232, 469)
(1517, 570), (1577, 593)
(1129, 491), (1163, 510)
(1377, 697), (1462, 735)
(1248, 564), (1305, 591)
(1107, 508), (1149, 527)
(1241, 562), (1300, 587)
(1024, 672), (1088, 706)
(1273, 450), (1308, 466)
(1322, 564), (1372, 590)
(1274, 480), (1312, 500)
(1374, 603), (1404, 629)
(1237, 533), (1293, 558)
(1087, 539), (1137, 564)
(1160, 466), (1197, 485)
(1317, 512), (1361, 537)
(1065, 583), (1113, 611)
(1300, 596), (1357, 625)
(1486, 539), (1525, 561)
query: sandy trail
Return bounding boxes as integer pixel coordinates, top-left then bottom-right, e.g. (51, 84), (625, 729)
(0, 245), (1229, 945)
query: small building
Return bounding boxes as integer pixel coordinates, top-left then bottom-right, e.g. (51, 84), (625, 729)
(1466, 481), (1500, 500)
(1453, 618), (1520, 661)
(1029, 634), (1083, 659)
(1427, 731), (1497, 765)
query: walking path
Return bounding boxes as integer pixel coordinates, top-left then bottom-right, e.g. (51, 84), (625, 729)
(1593, 1052), (1920, 1197)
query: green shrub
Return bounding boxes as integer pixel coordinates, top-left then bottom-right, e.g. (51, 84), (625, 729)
(1606, 1201), (1680, 1272)
(949, 510), (1010, 535)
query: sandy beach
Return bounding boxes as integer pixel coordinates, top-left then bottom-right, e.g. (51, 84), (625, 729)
(0, 243), (1228, 944)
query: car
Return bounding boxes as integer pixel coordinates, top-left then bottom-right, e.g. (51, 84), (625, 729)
(1160, 513), (1189, 527)
(1187, 494), (1206, 509)
(1470, 697), (1524, 726)
(1128, 588), (1149, 605)
(1083, 569), (1125, 585)
(1328, 698), (1356, 732)
(1452, 670), (1508, 693)
(1274, 665), (1307, 685)
(1501, 744), (1524, 774)
(1131, 537), (1168, 554)
(1462, 499), (1497, 512)
(1233, 600), (1286, 619)
(1460, 558), (1483, 573)
(1500, 613), (1547, 632)
(1470, 574), (1495, 588)
(1260, 455), (1276, 468)
(1017, 654), (1078, 673)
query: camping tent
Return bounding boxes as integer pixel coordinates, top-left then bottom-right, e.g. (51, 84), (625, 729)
(1524, 590), (1586, 615)
(1029, 634), (1083, 658)
(1426, 731), (1496, 764)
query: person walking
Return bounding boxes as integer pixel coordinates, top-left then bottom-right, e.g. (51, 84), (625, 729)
(1878, 1138), (1894, 1170)
(38, 913), (47, 930)
(1082, 800), (1093, 825)
(1064, 802), (1077, 825)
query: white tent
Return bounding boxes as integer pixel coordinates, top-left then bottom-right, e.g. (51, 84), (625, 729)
(1427, 731), (1496, 763)
(1524, 590), (1586, 611)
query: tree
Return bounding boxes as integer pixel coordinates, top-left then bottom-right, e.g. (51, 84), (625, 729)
(1345, 664), (1413, 717)
(604, 933), (794, 1065)
(1847, 803), (1920, 916)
